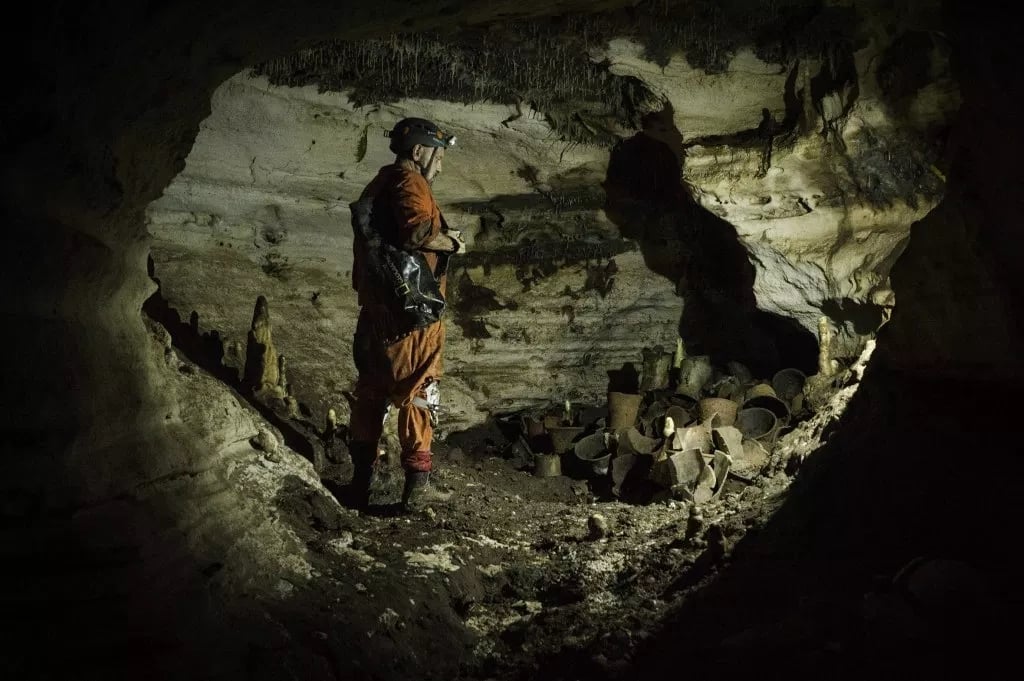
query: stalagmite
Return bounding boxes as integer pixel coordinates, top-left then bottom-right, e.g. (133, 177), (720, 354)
(243, 295), (281, 397)
(818, 316), (835, 377)
(278, 354), (289, 395)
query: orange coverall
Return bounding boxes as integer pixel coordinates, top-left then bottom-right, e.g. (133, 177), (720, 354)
(350, 164), (448, 472)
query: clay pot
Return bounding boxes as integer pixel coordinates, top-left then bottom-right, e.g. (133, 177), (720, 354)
(678, 355), (713, 397)
(640, 346), (674, 392)
(521, 415), (545, 438)
(772, 368), (808, 403)
(534, 453), (562, 477)
(574, 432), (611, 476)
(745, 383), (778, 401)
(736, 407), (779, 447)
(726, 360), (754, 384)
(547, 425), (585, 454)
(607, 391), (643, 430)
(742, 395), (791, 428)
(698, 397), (739, 427)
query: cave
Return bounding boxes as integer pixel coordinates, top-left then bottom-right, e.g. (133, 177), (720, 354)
(3, 1), (1022, 680)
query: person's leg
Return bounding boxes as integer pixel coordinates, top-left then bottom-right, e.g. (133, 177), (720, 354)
(347, 386), (388, 508)
(383, 322), (448, 508)
(346, 308), (390, 508)
(396, 378), (436, 472)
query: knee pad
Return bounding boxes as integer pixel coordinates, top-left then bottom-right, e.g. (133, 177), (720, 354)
(411, 379), (440, 427)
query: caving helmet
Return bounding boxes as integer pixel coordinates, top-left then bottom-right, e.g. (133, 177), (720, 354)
(386, 117), (456, 154)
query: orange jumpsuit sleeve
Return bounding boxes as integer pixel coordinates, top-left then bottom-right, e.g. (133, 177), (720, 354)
(392, 170), (441, 251)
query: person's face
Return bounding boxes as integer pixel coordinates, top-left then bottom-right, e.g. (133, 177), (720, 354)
(413, 145), (445, 184)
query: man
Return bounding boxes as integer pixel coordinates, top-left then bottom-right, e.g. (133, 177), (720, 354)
(347, 117), (463, 511)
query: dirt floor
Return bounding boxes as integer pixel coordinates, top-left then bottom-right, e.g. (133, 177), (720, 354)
(244, 397), (810, 681)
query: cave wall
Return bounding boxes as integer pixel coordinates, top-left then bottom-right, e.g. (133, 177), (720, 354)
(144, 73), (681, 431)
(144, 7), (956, 429)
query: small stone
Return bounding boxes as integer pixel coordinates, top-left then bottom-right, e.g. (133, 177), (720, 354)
(685, 505), (704, 541)
(587, 513), (609, 540)
(378, 608), (400, 629)
(252, 429), (278, 454)
(330, 532), (354, 550)
(707, 523), (728, 560)
(741, 485), (762, 501)
(313, 631), (328, 641)
(512, 600), (542, 615)
(355, 583), (367, 593)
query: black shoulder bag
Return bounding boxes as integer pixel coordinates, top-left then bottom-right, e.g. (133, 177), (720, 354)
(350, 197), (446, 332)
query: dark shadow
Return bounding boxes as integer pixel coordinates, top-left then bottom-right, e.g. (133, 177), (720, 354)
(821, 297), (887, 336)
(606, 362), (641, 393)
(616, 363), (1020, 681)
(603, 102), (817, 377)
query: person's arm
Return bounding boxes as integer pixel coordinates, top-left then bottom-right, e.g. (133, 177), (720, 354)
(422, 231), (458, 252)
(392, 173), (450, 251)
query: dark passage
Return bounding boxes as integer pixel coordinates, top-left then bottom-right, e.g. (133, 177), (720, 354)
(603, 103), (817, 377)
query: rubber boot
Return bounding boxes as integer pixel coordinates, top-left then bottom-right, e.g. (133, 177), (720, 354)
(347, 441), (378, 510)
(401, 471), (451, 512)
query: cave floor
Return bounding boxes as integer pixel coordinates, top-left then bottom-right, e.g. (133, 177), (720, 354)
(258, 415), (807, 681)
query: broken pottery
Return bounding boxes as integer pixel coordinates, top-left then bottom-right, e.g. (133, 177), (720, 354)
(668, 393), (699, 419)
(666, 448), (705, 487)
(711, 425), (744, 459)
(731, 439), (769, 480)
(642, 399), (668, 428)
(665, 405), (694, 429)
(693, 464), (717, 504)
(674, 423), (712, 455)
(610, 451), (637, 497)
(710, 449), (732, 499)
(620, 427), (661, 457)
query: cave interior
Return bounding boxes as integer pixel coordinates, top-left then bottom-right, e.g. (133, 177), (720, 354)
(3, 1), (1023, 680)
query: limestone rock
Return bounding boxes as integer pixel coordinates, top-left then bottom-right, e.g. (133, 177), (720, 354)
(243, 295), (282, 397)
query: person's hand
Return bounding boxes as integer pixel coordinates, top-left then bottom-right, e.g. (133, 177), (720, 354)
(447, 229), (467, 253)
